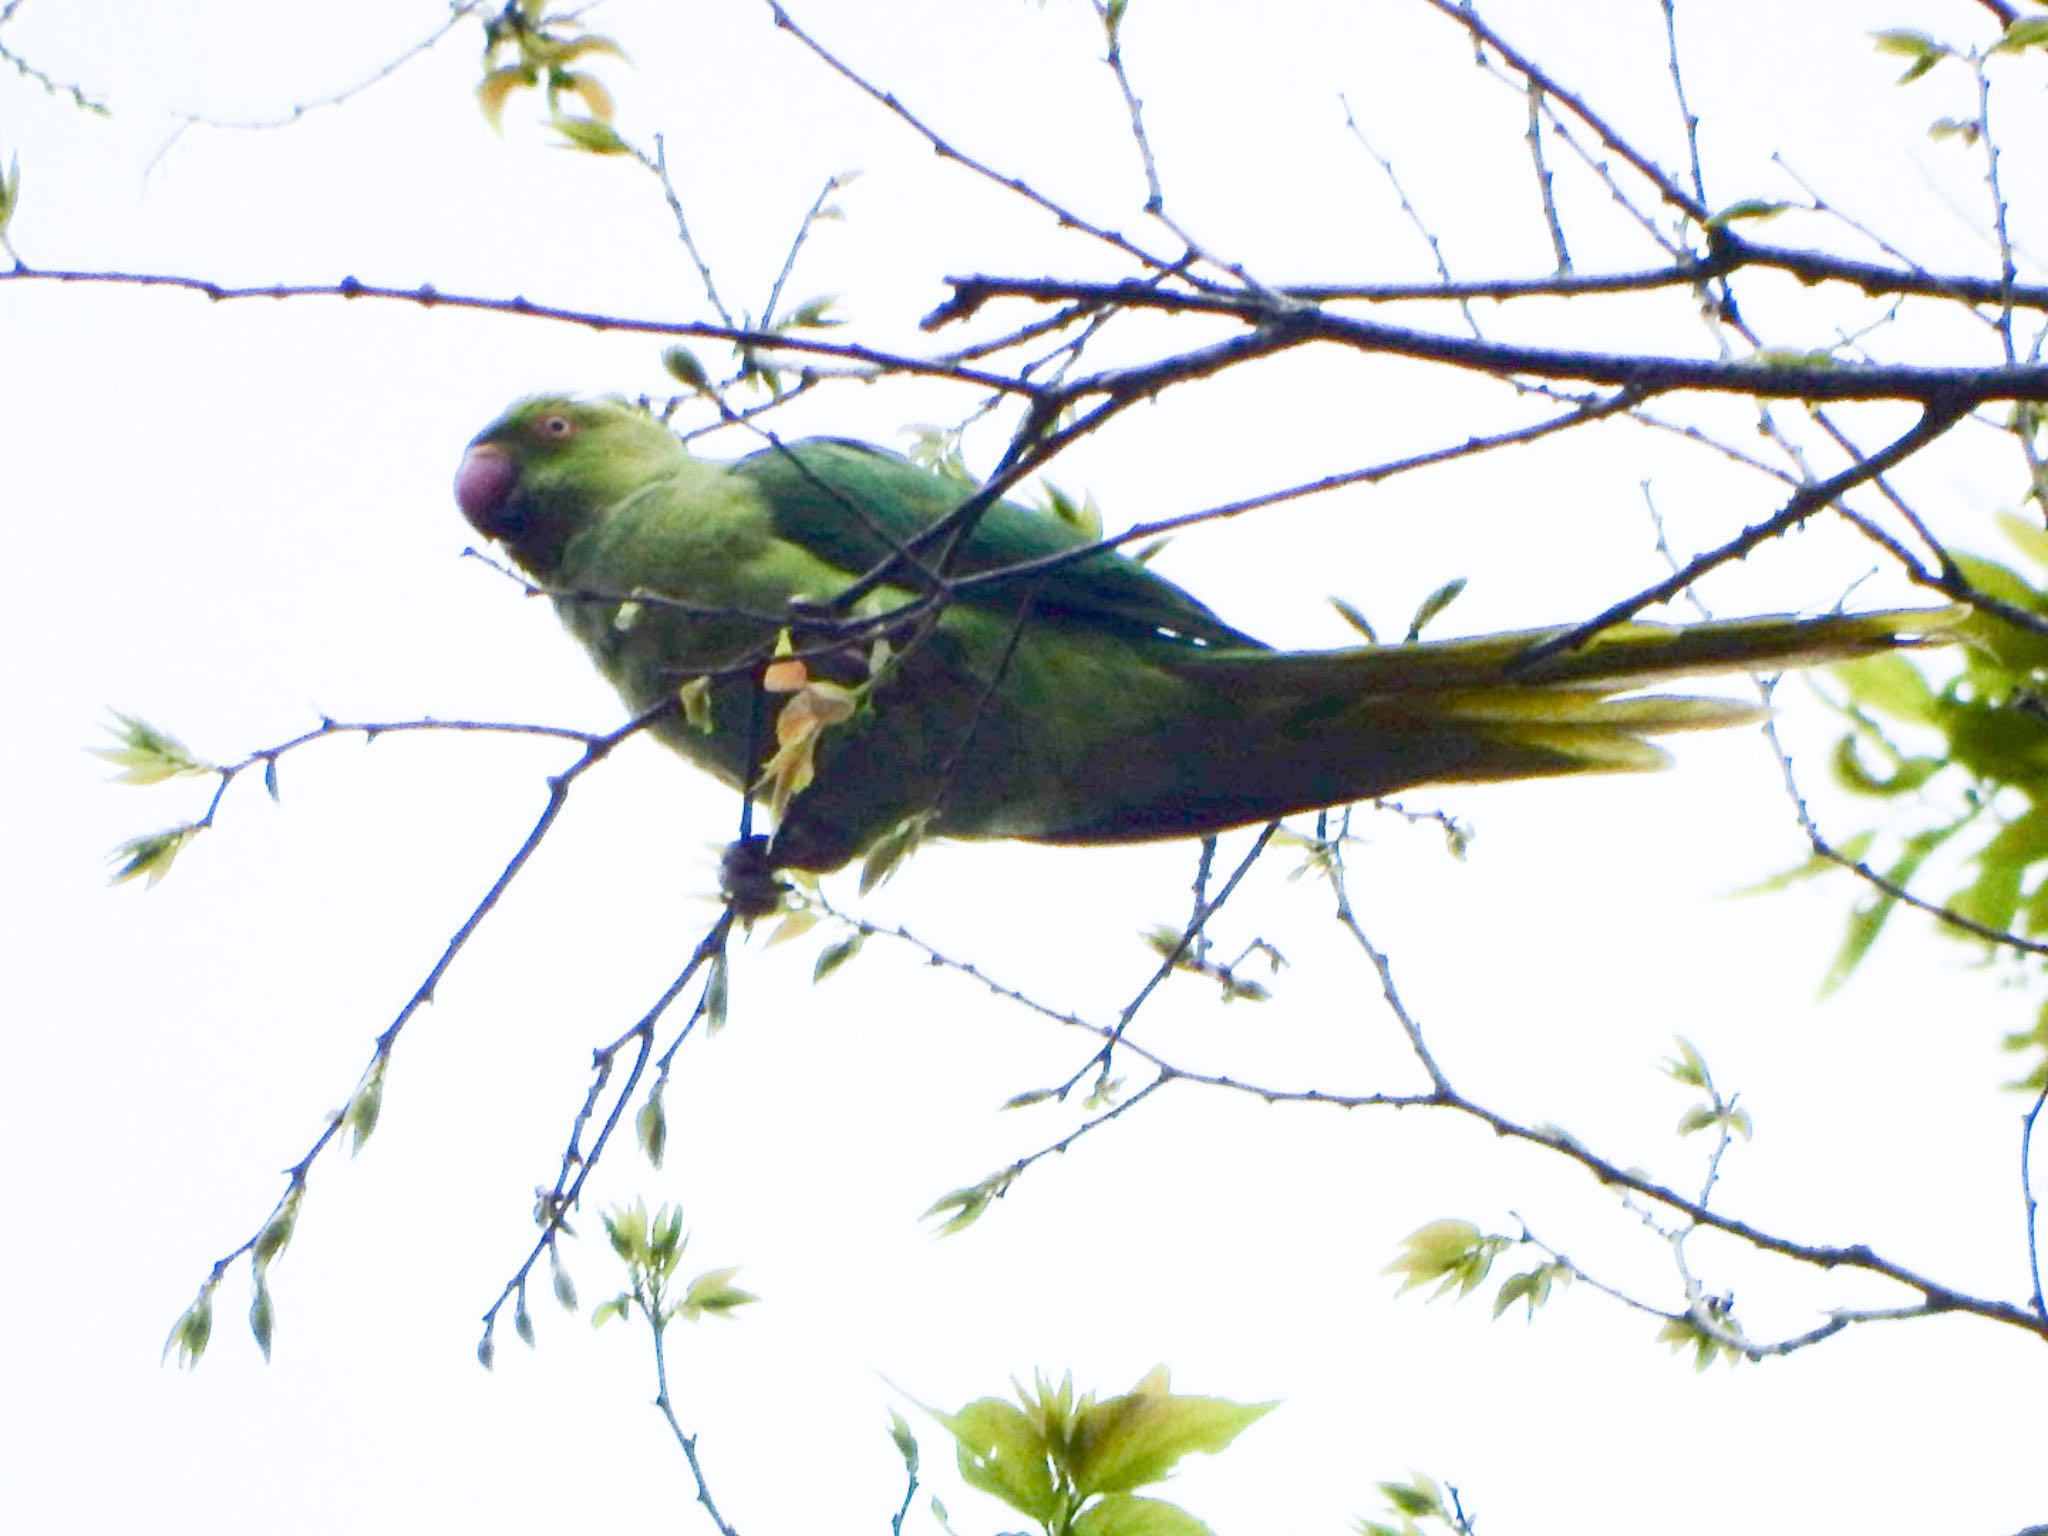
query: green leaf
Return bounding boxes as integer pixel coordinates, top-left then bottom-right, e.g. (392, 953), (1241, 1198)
(1703, 198), (1792, 230)
(550, 1248), (578, 1311)
(476, 65), (535, 131)
(1379, 1476), (1446, 1520)
(1492, 1263), (1567, 1320)
(1403, 577), (1466, 642)
(1831, 734), (1943, 798)
(345, 1059), (386, 1154)
(1068, 1381), (1275, 1497)
(680, 1265), (758, 1319)
(92, 712), (209, 783)
(164, 1284), (216, 1369)
(636, 1089), (667, 1168)
(651, 1204), (687, 1263)
(765, 907), (821, 947)
(783, 295), (844, 330)
(1384, 1219), (1502, 1299)
(813, 931), (866, 982)
(860, 811), (937, 893)
(551, 114), (629, 154)
(1927, 117), (1981, 146)
(1870, 28), (1950, 84)
(1664, 1036), (1709, 1088)
(108, 824), (199, 887)
(924, 1179), (1002, 1235)
(249, 1273), (275, 1362)
(1073, 1493), (1216, 1536)
(704, 950), (729, 1034)
(933, 1397), (1058, 1521)
(553, 70), (615, 122)
(1734, 830), (1876, 896)
(1831, 652), (1940, 725)
(888, 1409), (921, 1475)
(1822, 820), (1967, 993)
(0, 151), (19, 239)
(1040, 481), (1104, 540)
(1656, 1312), (1744, 1370)
(591, 1295), (631, 1329)
(252, 1190), (300, 1268)
(1950, 804), (2048, 935)
(1330, 597), (1379, 644)
(663, 346), (712, 394)
(605, 1200), (649, 1261)
(1991, 16), (2048, 52)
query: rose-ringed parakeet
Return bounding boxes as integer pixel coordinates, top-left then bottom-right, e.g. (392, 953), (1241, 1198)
(454, 395), (1957, 876)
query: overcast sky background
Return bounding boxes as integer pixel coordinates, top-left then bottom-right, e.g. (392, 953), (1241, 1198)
(3, 1), (2044, 1532)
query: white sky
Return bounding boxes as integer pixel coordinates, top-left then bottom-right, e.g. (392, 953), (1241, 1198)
(3, 1), (2044, 1532)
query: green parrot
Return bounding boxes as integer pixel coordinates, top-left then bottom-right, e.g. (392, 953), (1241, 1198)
(455, 394), (1959, 876)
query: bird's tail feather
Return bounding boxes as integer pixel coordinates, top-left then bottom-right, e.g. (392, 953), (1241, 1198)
(1172, 604), (1964, 811)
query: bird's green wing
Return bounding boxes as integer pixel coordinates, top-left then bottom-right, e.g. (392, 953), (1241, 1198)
(731, 439), (1263, 648)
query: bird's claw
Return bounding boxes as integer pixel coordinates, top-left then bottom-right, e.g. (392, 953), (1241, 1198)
(720, 834), (789, 920)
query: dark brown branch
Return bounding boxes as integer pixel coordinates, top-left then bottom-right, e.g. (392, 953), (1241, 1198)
(0, 265), (1037, 396)
(1517, 402), (1973, 667)
(1416, 0), (1709, 222)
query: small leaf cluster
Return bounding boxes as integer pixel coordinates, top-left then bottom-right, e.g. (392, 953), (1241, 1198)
(590, 1201), (756, 1331)
(1139, 926), (1278, 1003)
(1807, 519), (2048, 1086)
(1357, 1474), (1466, 1536)
(476, 0), (629, 153)
(93, 713), (213, 886)
(1383, 1220), (1574, 1323)
(928, 1368), (1272, 1536)
(0, 148), (19, 246)
(1871, 21), (2048, 144)
(1656, 1303), (1747, 1372)
(1664, 1037), (1752, 1143)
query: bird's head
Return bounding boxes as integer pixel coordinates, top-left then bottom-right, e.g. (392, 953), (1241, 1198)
(455, 395), (683, 577)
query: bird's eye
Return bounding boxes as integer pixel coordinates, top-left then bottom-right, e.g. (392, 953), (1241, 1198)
(539, 415), (576, 440)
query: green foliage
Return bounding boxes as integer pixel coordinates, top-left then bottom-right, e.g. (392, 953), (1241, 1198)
(0, 149), (18, 242)
(662, 346), (712, 396)
(927, 1368), (1271, 1536)
(636, 1085), (667, 1168)
(92, 712), (209, 783)
(1040, 481), (1105, 541)
(1870, 29), (1953, 85)
(594, 1200), (756, 1331)
(813, 928), (867, 982)
(1330, 596), (1380, 644)
(1809, 521), (2048, 1066)
(1356, 1474), (1464, 1536)
(924, 1171), (1014, 1235)
(860, 810), (938, 893)
(1656, 1306), (1747, 1371)
(1139, 927), (1275, 1002)
(94, 714), (214, 886)
(1703, 198), (1793, 231)
(1384, 1220), (1509, 1301)
(1403, 577), (1467, 643)
(1664, 1037), (1753, 1141)
(107, 824), (198, 887)
(344, 1057), (386, 1155)
(475, 0), (629, 153)
(904, 424), (975, 485)
(164, 1281), (217, 1369)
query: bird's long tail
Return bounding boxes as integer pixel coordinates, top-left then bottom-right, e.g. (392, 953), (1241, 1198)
(1087, 605), (1967, 839)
